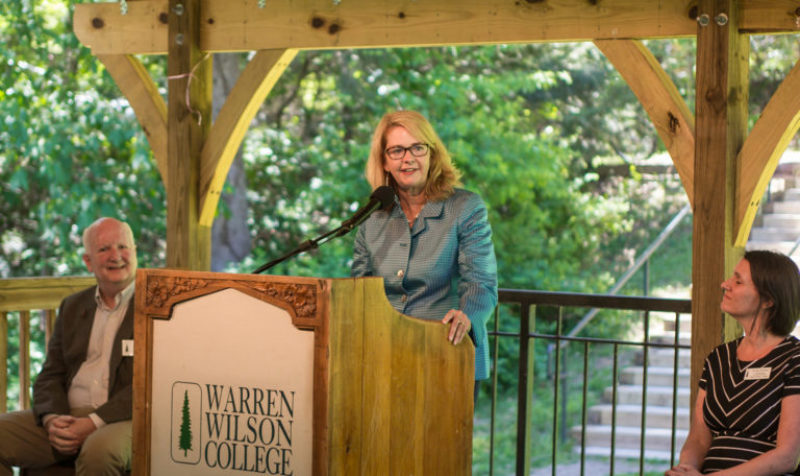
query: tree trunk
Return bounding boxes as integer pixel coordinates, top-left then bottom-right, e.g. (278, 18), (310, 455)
(211, 53), (251, 271)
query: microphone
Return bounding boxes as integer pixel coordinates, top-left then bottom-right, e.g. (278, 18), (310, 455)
(335, 186), (395, 236)
(252, 186), (395, 274)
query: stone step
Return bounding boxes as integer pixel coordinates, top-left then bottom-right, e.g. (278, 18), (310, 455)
(783, 188), (800, 201)
(659, 315), (693, 334)
(604, 385), (691, 407)
(770, 200), (800, 214)
(578, 445), (680, 461)
(587, 403), (691, 430)
(763, 214), (800, 229)
(750, 226), (800, 242)
(746, 240), (798, 256)
(619, 366), (691, 387)
(649, 332), (692, 347)
(571, 425), (688, 453)
(637, 348), (691, 368)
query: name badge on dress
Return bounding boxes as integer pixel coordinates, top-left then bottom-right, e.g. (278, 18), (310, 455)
(744, 367), (771, 380)
(122, 339), (134, 357)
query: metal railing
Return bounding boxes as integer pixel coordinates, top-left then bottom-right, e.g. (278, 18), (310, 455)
(478, 289), (692, 476)
(3, 276), (692, 476)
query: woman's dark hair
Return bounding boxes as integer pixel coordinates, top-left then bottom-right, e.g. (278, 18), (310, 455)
(745, 249), (800, 336)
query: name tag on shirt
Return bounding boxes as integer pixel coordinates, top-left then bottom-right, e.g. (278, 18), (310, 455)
(744, 367), (771, 380)
(122, 339), (134, 357)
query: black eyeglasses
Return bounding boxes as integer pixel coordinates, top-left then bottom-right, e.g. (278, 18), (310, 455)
(384, 143), (430, 161)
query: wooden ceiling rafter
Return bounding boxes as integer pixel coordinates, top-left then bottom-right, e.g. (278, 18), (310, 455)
(96, 48), (296, 229)
(74, 0), (800, 55)
(735, 56), (800, 245)
(97, 54), (169, 186)
(198, 48), (297, 227)
(595, 39), (696, 205)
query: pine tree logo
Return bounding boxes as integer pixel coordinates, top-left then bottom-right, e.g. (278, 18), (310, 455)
(171, 382), (201, 464)
(179, 390), (193, 456)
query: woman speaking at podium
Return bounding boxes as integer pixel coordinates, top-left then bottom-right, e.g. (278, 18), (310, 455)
(351, 110), (498, 401)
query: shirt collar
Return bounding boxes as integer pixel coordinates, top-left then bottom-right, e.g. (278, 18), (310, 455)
(94, 280), (135, 311)
(390, 195), (444, 219)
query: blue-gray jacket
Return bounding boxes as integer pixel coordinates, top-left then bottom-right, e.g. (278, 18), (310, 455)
(352, 188), (498, 380)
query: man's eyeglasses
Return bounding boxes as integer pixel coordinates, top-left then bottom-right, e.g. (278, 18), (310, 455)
(384, 143), (430, 161)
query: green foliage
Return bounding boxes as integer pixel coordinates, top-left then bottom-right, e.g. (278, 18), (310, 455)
(0, 0), (166, 277)
(238, 45), (678, 298)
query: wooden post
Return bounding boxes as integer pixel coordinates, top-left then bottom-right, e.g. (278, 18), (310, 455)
(166, 0), (212, 269)
(44, 309), (57, 346)
(19, 311), (31, 409)
(0, 312), (7, 412)
(691, 0), (748, 408)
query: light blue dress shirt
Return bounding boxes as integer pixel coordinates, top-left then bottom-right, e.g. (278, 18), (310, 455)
(351, 188), (498, 380)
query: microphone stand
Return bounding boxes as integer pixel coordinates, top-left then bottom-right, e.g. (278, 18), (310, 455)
(251, 213), (369, 274)
(252, 187), (394, 274)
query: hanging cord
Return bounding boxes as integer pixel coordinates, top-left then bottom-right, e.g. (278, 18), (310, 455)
(258, 0), (340, 6)
(166, 53), (211, 126)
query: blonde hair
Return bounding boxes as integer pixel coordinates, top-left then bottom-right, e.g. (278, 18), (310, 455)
(365, 110), (462, 201)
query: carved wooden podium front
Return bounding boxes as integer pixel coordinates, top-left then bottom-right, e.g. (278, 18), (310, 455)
(133, 268), (474, 475)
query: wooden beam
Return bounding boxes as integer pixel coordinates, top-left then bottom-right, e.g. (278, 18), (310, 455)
(595, 39), (696, 205)
(97, 54), (169, 186)
(198, 48), (297, 227)
(735, 56), (800, 246)
(73, 0), (800, 56)
(166, 0), (212, 269)
(0, 312), (7, 412)
(740, 0), (800, 33)
(0, 276), (98, 312)
(691, 0), (749, 409)
(74, 0), (697, 55)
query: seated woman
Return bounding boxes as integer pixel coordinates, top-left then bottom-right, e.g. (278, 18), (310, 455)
(666, 250), (800, 476)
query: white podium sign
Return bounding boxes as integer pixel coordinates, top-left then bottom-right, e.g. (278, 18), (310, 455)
(148, 288), (314, 476)
(134, 269), (474, 475)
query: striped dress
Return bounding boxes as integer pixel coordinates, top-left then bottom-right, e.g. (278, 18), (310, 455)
(699, 335), (800, 474)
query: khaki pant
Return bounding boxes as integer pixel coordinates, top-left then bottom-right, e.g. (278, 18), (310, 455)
(0, 409), (131, 476)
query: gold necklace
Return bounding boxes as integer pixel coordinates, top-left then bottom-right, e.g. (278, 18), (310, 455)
(401, 194), (426, 226)
(405, 204), (423, 226)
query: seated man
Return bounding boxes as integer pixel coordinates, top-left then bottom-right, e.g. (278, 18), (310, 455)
(0, 217), (137, 476)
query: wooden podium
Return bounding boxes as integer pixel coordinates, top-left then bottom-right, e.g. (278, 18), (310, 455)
(132, 268), (474, 475)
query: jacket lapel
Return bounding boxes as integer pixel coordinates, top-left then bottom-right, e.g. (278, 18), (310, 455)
(108, 295), (134, 393)
(411, 200), (444, 237)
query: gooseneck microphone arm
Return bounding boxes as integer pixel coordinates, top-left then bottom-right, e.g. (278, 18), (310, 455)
(251, 228), (338, 275)
(252, 186), (395, 274)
